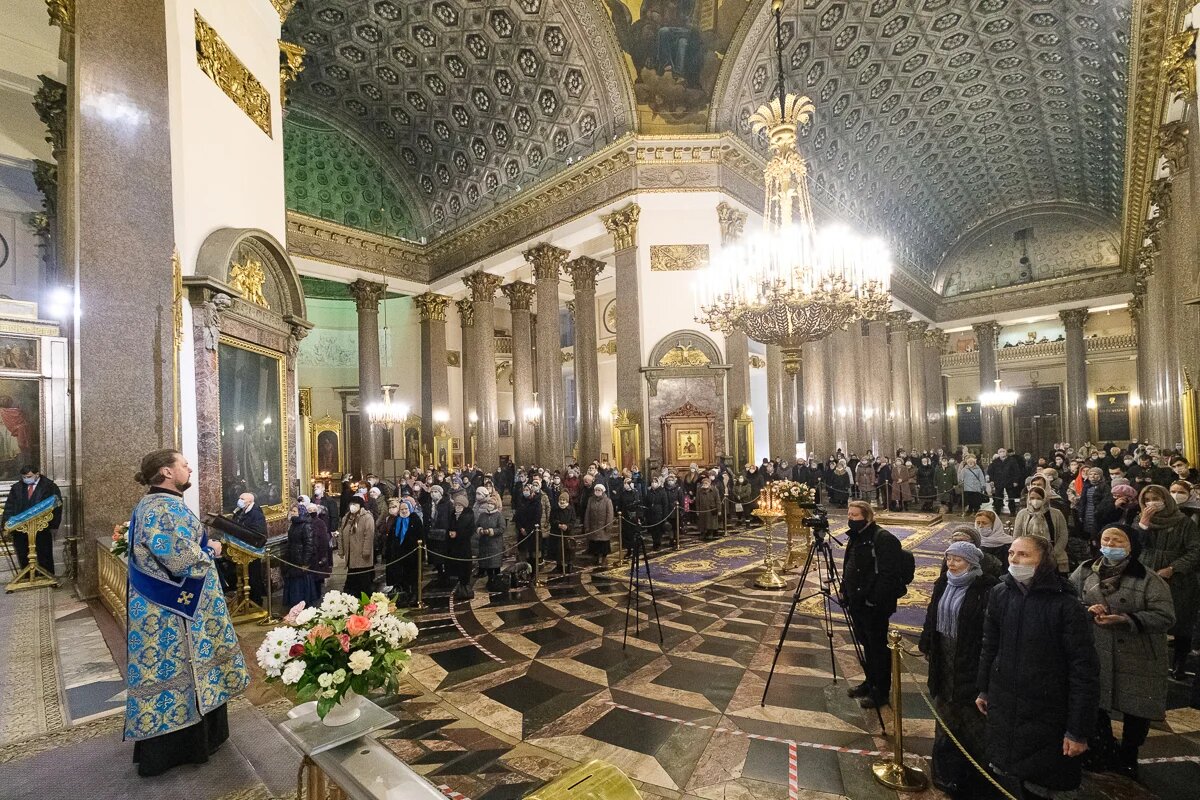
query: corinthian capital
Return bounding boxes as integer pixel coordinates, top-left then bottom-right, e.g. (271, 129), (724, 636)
(462, 270), (503, 302)
(412, 292), (450, 322)
(885, 309), (912, 333)
(565, 256), (605, 291)
(971, 321), (1001, 350)
(456, 297), (475, 327)
(349, 279), (387, 311)
(523, 243), (570, 282)
(906, 319), (929, 341)
(1059, 308), (1090, 330)
(602, 203), (640, 251)
(501, 281), (536, 311)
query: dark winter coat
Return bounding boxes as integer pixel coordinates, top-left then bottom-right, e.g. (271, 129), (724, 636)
(283, 516), (313, 578)
(1138, 512), (1200, 637)
(976, 573), (1099, 791)
(919, 571), (998, 704)
(645, 486), (670, 523)
(1069, 558), (1174, 720)
(308, 515), (333, 579)
(382, 512), (423, 586)
(841, 522), (906, 615)
(986, 456), (1024, 491)
(446, 506), (475, 561)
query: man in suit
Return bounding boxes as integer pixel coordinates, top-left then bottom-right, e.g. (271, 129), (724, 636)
(232, 492), (268, 602)
(2, 465), (63, 574)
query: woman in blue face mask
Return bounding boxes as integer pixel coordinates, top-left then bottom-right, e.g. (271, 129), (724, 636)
(1069, 524), (1174, 780)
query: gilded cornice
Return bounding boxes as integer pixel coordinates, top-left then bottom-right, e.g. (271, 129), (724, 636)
(33, 75), (66, 154)
(278, 40), (305, 108)
(271, 0), (299, 23)
(195, 12), (271, 137)
(1119, 1), (1186, 273)
(285, 211), (428, 281)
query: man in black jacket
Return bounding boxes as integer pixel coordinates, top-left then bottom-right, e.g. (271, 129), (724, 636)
(987, 448), (1024, 515)
(841, 500), (906, 708)
(233, 492), (269, 602)
(2, 465), (63, 573)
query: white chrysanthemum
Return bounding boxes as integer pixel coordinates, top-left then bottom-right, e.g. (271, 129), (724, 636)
(369, 591), (390, 606)
(281, 660), (306, 685)
(322, 689), (338, 699)
(319, 591), (359, 618)
(398, 621), (418, 641)
(317, 672), (334, 688)
(255, 627), (301, 677)
(348, 650), (373, 675)
(295, 607), (318, 626)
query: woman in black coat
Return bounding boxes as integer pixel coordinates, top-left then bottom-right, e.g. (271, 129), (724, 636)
(616, 481), (642, 555)
(425, 486), (453, 586)
(283, 504), (315, 607)
(446, 496), (475, 590)
(381, 500), (424, 604)
(548, 492), (577, 574)
(307, 504), (333, 601)
(644, 479), (670, 548)
(919, 541), (998, 798)
(977, 534), (1100, 797)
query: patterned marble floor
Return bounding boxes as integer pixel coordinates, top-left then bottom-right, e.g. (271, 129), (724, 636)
(376, 528), (1200, 800)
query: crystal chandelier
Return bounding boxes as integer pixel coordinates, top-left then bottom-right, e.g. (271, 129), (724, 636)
(366, 385), (409, 430)
(696, 0), (892, 375)
(979, 378), (1018, 409)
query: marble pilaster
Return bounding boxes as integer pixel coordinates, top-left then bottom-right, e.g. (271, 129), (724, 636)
(456, 298), (476, 442)
(886, 311), (913, 454)
(463, 271), (503, 469)
(781, 358), (798, 458)
(602, 204), (644, 440)
(414, 293), (451, 457)
(501, 281), (536, 467)
(972, 321), (1002, 455)
(524, 243), (569, 467)
(565, 256), (604, 465)
(350, 280), (387, 473)
(717, 203), (752, 459)
(1129, 294), (1153, 441)
(1060, 308), (1091, 447)
(831, 329), (856, 453)
(906, 320), (929, 450)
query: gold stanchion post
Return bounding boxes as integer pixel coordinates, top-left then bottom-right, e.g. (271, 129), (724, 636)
(415, 541), (427, 610)
(674, 505), (680, 550)
(872, 629), (929, 792)
(610, 518), (625, 569)
(533, 525), (546, 587)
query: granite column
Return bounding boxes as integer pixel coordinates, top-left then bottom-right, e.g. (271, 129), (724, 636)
(602, 204), (643, 468)
(973, 321), (1002, 455)
(907, 320), (929, 450)
(1129, 294), (1153, 441)
(1060, 308), (1091, 448)
(350, 280), (387, 474)
(456, 298), (476, 451)
(525, 243), (569, 468)
(924, 329), (949, 449)
(717, 203), (752, 450)
(414, 293), (451, 458)
(502, 281), (536, 467)
(863, 320), (890, 457)
(463, 271), (503, 470)
(767, 344), (786, 458)
(566, 257), (604, 466)
(886, 311), (913, 455)
(801, 339), (829, 460)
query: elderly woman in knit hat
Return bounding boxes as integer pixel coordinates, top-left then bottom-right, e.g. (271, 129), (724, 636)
(945, 525), (1004, 578)
(920, 540), (999, 796)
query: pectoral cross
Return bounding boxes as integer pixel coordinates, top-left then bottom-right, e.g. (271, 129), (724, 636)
(177, 591), (194, 605)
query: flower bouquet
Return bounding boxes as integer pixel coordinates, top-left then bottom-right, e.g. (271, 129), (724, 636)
(775, 481), (816, 506)
(255, 590), (418, 723)
(111, 522), (129, 558)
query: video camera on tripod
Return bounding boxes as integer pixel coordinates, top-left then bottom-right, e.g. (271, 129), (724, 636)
(806, 504), (831, 540)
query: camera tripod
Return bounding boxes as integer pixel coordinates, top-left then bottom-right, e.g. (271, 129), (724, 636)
(761, 528), (884, 730)
(623, 533), (663, 649)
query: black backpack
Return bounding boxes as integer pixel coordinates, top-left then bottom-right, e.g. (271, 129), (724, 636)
(874, 530), (916, 597)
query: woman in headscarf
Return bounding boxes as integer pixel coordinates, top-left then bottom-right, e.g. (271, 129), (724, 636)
(977, 535), (1099, 799)
(1136, 483), (1200, 680)
(855, 457), (877, 506)
(916, 456), (938, 512)
(1013, 486), (1069, 574)
(1172, 479), (1200, 524)
(974, 509), (1012, 568)
(339, 495), (375, 597)
(1070, 524), (1173, 780)
(446, 493), (475, 593)
(382, 497), (424, 604)
(920, 541), (998, 797)
(891, 458), (916, 511)
(695, 474), (719, 540)
(282, 502), (315, 607)
(474, 491), (506, 581)
(549, 490), (577, 573)
(617, 476), (643, 552)
(584, 483), (615, 567)
(307, 502), (333, 601)
(827, 460), (851, 508)
(1096, 482), (1139, 531)
(958, 454), (988, 515)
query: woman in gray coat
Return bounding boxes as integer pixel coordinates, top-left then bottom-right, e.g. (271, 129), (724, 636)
(474, 495), (506, 578)
(1135, 484), (1200, 679)
(583, 484), (615, 566)
(1070, 524), (1174, 779)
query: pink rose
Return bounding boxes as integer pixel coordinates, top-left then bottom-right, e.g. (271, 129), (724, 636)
(338, 633), (351, 652)
(288, 643), (305, 658)
(363, 603), (378, 617)
(307, 624), (333, 643)
(283, 601), (305, 625)
(346, 615), (371, 636)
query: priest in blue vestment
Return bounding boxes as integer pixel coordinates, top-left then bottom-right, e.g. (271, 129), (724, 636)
(124, 449), (250, 776)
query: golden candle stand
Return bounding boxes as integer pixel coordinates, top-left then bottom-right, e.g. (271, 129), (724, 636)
(752, 487), (788, 590)
(5, 500), (60, 593)
(781, 500), (813, 571)
(225, 540), (268, 624)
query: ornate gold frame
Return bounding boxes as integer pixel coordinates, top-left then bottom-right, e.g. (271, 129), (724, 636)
(611, 409), (641, 472)
(309, 414), (343, 480)
(400, 414), (424, 470)
(217, 335), (288, 522)
(1183, 373), (1199, 462)
(732, 405), (755, 468)
(433, 423), (454, 470)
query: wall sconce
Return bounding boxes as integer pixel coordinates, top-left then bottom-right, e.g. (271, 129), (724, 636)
(433, 409), (450, 424)
(1086, 398), (1097, 410)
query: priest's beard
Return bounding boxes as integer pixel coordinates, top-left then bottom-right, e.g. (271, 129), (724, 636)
(175, 480), (192, 492)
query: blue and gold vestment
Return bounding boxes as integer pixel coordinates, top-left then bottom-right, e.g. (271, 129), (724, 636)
(124, 491), (249, 741)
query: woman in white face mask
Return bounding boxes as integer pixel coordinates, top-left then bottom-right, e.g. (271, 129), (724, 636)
(1012, 487), (1069, 574)
(976, 535), (1099, 797)
(1135, 484), (1200, 678)
(1170, 480), (1198, 523)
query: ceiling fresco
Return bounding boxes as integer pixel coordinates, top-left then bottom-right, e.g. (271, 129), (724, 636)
(712, 0), (1131, 278)
(283, 0), (632, 240)
(604, 0), (756, 132)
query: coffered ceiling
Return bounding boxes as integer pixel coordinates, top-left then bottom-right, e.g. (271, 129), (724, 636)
(282, 0), (632, 241)
(714, 0), (1131, 278)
